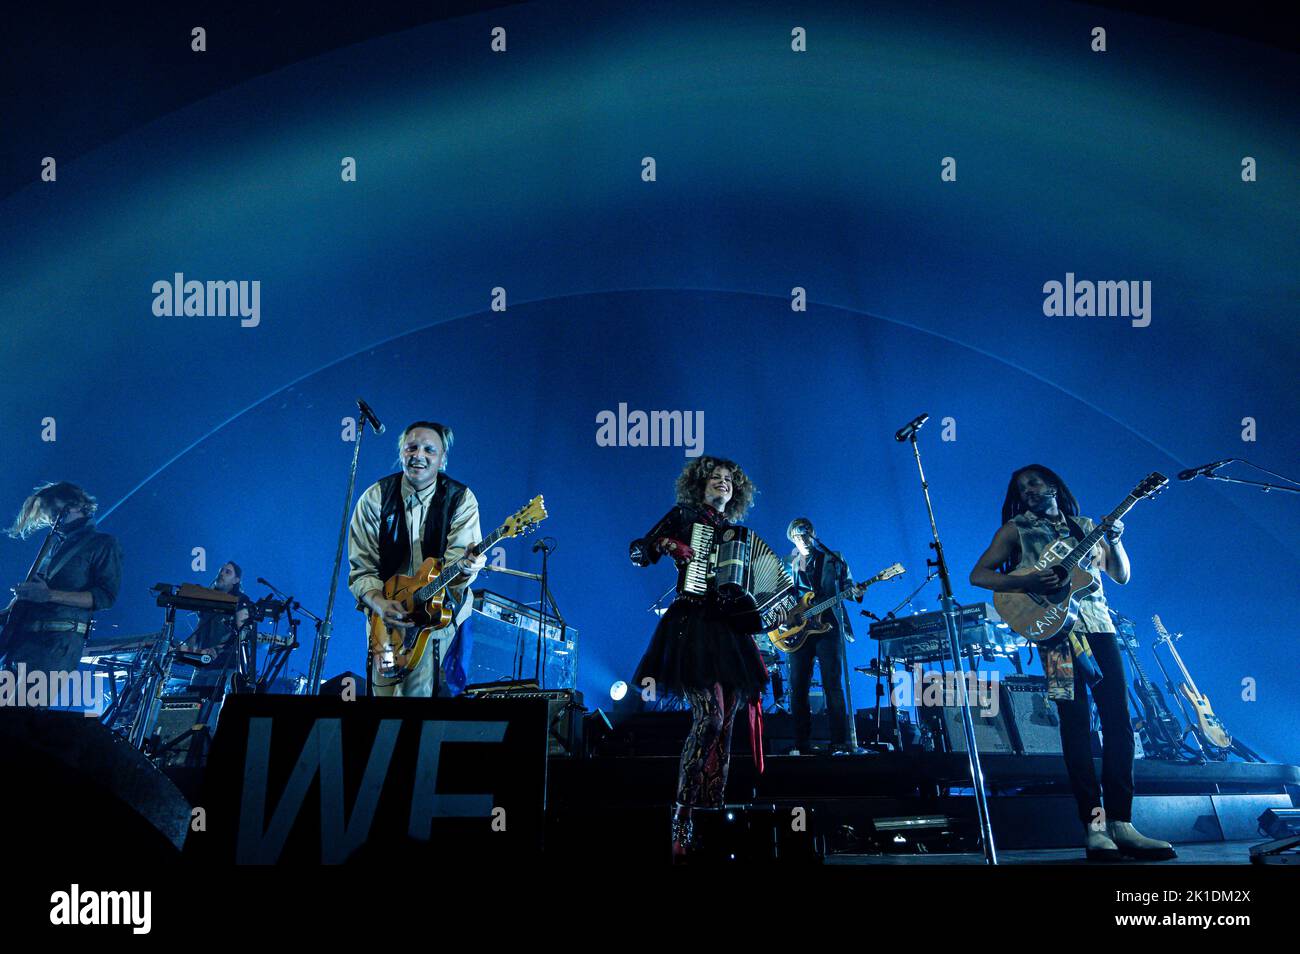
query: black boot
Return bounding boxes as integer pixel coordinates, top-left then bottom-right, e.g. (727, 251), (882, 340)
(671, 803), (695, 864)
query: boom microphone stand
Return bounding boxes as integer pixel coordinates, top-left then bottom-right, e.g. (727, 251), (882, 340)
(895, 412), (998, 865)
(308, 398), (384, 693)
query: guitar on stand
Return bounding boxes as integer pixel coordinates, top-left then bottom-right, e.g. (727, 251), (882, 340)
(368, 496), (547, 682)
(1113, 616), (1186, 759)
(1152, 614), (1232, 755)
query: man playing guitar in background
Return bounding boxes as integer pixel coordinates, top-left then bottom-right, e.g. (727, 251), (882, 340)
(348, 421), (485, 697)
(969, 464), (1175, 861)
(2, 482), (122, 687)
(786, 518), (862, 756)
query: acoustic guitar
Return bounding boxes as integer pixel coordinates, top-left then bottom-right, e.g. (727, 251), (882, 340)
(367, 495), (547, 682)
(993, 472), (1167, 642)
(1152, 614), (1231, 750)
(768, 563), (905, 653)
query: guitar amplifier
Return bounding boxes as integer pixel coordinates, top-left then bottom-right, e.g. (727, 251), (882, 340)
(467, 591), (577, 690)
(931, 697), (1016, 754)
(1002, 675), (1062, 755)
(462, 684), (585, 756)
(151, 694), (211, 767)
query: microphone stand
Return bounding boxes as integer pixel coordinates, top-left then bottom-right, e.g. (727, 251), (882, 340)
(900, 424), (998, 864)
(532, 539), (565, 689)
(1198, 459), (1299, 495)
(307, 406), (378, 693)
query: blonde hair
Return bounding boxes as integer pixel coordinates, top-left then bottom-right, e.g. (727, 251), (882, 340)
(8, 482), (97, 539)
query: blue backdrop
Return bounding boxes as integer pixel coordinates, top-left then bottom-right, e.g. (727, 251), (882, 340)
(2, 0), (1295, 761)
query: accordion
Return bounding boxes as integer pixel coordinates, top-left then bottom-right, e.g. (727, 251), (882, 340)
(679, 523), (798, 633)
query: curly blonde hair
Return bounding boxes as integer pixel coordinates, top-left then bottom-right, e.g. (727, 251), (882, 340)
(674, 456), (756, 522)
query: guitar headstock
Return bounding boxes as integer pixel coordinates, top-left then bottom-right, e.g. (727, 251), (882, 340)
(873, 562), (906, 584)
(1151, 614), (1171, 643)
(853, 563), (905, 597)
(1135, 472), (1169, 501)
(501, 495), (548, 539)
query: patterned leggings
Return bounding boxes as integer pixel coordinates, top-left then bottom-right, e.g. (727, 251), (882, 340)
(676, 684), (744, 808)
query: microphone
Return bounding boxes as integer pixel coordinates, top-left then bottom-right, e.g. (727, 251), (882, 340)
(1177, 458), (1234, 481)
(894, 413), (930, 442)
(356, 398), (386, 435)
(532, 537), (556, 554)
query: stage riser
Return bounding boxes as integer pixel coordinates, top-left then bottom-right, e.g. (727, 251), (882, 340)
(546, 792), (1296, 853)
(547, 757), (1300, 852)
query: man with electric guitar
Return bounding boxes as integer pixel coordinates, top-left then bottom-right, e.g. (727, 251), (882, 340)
(1, 482), (123, 683)
(783, 518), (859, 756)
(969, 464), (1176, 862)
(348, 421), (487, 697)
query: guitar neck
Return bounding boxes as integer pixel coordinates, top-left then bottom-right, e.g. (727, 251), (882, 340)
(1165, 641), (1200, 698)
(415, 524), (508, 603)
(1060, 496), (1135, 571)
(1154, 617), (1201, 698)
(801, 576), (881, 618)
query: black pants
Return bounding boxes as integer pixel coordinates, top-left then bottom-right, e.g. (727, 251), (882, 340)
(1, 627), (85, 675)
(1056, 632), (1134, 825)
(789, 628), (847, 747)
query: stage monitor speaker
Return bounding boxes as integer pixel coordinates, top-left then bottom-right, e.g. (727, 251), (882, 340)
(1002, 676), (1063, 755)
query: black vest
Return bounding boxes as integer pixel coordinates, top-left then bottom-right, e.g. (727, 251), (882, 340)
(375, 472), (469, 582)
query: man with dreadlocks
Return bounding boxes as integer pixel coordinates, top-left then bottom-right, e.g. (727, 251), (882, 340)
(630, 456), (786, 862)
(969, 464), (1175, 861)
(1, 482), (122, 680)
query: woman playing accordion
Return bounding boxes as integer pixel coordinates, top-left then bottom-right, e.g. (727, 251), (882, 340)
(630, 456), (782, 862)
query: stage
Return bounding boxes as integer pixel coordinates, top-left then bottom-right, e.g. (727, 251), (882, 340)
(544, 748), (1300, 862)
(827, 840), (1260, 865)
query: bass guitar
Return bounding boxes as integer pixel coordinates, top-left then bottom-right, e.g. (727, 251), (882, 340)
(768, 563), (905, 653)
(1152, 614), (1231, 750)
(993, 472), (1167, 642)
(367, 495), (547, 682)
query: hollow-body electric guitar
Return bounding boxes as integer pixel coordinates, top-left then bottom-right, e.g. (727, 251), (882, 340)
(993, 473), (1167, 642)
(1153, 614), (1231, 750)
(768, 563), (905, 653)
(367, 495), (547, 682)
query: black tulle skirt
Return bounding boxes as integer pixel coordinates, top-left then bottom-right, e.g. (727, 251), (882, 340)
(632, 596), (769, 704)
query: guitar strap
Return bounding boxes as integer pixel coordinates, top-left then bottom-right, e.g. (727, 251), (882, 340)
(1040, 516), (1103, 700)
(42, 529), (98, 582)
